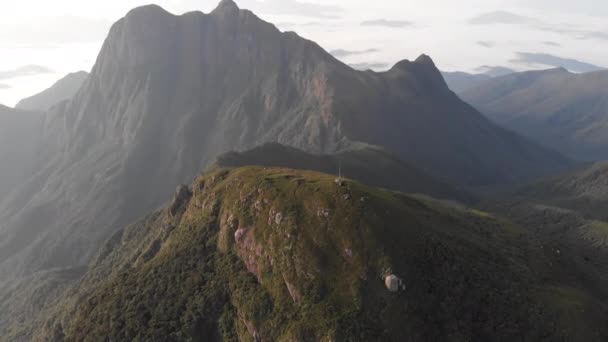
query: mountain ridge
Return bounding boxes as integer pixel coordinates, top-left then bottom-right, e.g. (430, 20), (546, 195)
(214, 142), (475, 203)
(15, 71), (89, 112)
(460, 68), (608, 160)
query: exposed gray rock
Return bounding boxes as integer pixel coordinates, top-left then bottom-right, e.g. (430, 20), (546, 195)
(385, 274), (405, 292)
(169, 185), (192, 217)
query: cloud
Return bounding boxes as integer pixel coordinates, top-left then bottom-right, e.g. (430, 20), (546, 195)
(578, 31), (608, 41)
(469, 11), (608, 43)
(0, 84), (10, 90)
(0, 65), (53, 80)
(0, 16), (111, 45)
(516, 1), (608, 17)
(349, 62), (390, 70)
(510, 52), (605, 73)
(474, 65), (514, 77)
(468, 11), (537, 25)
(330, 48), (380, 58)
(543, 41), (561, 47)
(476, 41), (496, 48)
(237, 0), (343, 18)
(361, 19), (413, 28)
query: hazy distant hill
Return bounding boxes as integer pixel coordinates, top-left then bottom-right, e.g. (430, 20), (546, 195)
(441, 71), (492, 93)
(215, 142), (475, 203)
(460, 68), (608, 160)
(15, 71), (88, 112)
(442, 66), (515, 93)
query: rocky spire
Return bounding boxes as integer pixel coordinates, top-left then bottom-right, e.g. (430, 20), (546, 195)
(213, 0), (240, 13)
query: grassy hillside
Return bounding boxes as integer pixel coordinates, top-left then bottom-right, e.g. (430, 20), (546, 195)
(24, 167), (605, 341)
(512, 161), (608, 220)
(480, 162), (608, 334)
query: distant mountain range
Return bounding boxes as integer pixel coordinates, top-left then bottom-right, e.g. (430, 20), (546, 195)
(16, 71), (89, 112)
(441, 67), (514, 93)
(441, 71), (493, 93)
(460, 68), (608, 161)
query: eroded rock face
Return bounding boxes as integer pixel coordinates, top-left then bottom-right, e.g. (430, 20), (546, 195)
(234, 226), (265, 278)
(234, 227), (248, 243)
(169, 185), (193, 217)
(283, 275), (303, 304)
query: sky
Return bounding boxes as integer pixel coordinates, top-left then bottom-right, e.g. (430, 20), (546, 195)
(1, 0), (608, 106)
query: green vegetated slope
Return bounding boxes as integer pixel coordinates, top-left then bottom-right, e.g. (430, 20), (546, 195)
(215, 143), (475, 203)
(481, 161), (608, 335)
(31, 167), (606, 341)
(515, 161), (608, 221)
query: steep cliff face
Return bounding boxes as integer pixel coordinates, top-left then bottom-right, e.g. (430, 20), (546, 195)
(0, 1), (569, 279)
(0, 105), (44, 204)
(28, 167), (604, 342)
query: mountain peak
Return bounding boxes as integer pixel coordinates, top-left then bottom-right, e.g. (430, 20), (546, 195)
(415, 54), (435, 66)
(389, 54), (446, 90)
(551, 66), (570, 74)
(125, 4), (172, 19)
(213, 0), (240, 13)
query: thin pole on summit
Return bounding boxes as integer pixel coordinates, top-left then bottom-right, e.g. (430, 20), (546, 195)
(335, 159), (344, 186)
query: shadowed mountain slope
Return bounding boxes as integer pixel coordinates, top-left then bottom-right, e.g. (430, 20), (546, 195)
(460, 68), (608, 160)
(511, 161), (608, 221)
(215, 142), (475, 203)
(480, 162), (608, 328)
(16, 71), (89, 112)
